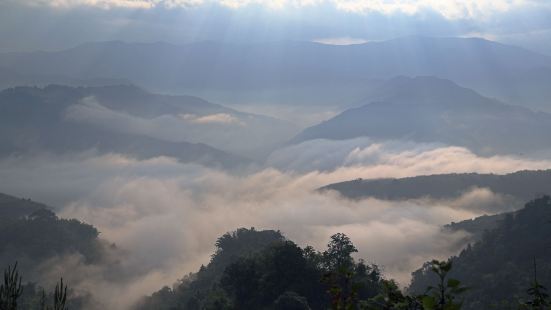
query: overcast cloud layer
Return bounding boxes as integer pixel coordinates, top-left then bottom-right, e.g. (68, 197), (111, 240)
(2, 0), (551, 54)
(14, 0), (551, 20)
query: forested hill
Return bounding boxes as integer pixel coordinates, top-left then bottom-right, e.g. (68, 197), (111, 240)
(0, 192), (48, 219)
(445, 213), (507, 242)
(409, 196), (551, 309)
(137, 228), (384, 310)
(321, 170), (551, 201)
(0, 192), (106, 276)
(140, 197), (551, 310)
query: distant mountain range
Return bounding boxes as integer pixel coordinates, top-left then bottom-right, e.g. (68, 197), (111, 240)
(291, 76), (551, 155)
(0, 85), (270, 169)
(321, 169), (551, 203)
(1, 37), (550, 111)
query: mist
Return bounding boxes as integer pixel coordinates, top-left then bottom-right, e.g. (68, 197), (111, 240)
(1, 139), (550, 308)
(64, 96), (299, 159)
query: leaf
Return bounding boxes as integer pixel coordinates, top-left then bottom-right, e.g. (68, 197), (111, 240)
(422, 296), (436, 310)
(447, 279), (460, 288)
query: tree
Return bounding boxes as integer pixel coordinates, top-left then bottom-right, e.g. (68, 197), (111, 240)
(51, 278), (67, 310)
(273, 291), (311, 310)
(322, 233), (361, 310)
(364, 279), (423, 310)
(323, 233), (358, 271)
(421, 260), (467, 310)
(0, 263), (22, 310)
(520, 258), (550, 309)
(0, 263), (69, 310)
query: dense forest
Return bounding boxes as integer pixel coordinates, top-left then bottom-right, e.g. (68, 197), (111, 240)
(0, 193), (107, 309)
(321, 170), (551, 203)
(410, 196), (551, 309)
(137, 197), (551, 310)
(0, 193), (106, 274)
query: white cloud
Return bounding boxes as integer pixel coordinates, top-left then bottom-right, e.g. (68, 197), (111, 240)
(26, 0), (160, 9)
(179, 113), (245, 125)
(329, 0), (529, 19)
(313, 36), (369, 45)
(63, 97), (297, 159)
(17, 0), (548, 20)
(268, 138), (551, 174)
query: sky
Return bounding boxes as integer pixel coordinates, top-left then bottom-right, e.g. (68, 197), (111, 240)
(1, 0), (551, 55)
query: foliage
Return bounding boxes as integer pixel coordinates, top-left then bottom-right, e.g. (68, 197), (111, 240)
(0, 264), (71, 310)
(138, 229), (384, 310)
(273, 291), (311, 310)
(420, 260), (467, 310)
(363, 279), (424, 310)
(519, 259), (550, 309)
(410, 196), (551, 309)
(50, 279), (67, 310)
(0, 263), (22, 310)
(0, 196), (105, 283)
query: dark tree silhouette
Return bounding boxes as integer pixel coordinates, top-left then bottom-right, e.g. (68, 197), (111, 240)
(0, 263), (22, 310)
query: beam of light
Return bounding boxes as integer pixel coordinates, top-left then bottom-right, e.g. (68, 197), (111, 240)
(15, 0), (549, 21)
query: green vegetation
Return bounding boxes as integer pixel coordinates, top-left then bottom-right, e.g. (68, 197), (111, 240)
(0, 193), (106, 276)
(0, 263), (22, 310)
(410, 196), (551, 309)
(137, 227), (468, 310)
(137, 228), (384, 310)
(139, 197), (551, 310)
(0, 263), (69, 310)
(321, 170), (551, 204)
(3, 193), (551, 309)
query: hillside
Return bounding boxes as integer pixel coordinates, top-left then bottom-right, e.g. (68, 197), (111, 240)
(137, 228), (383, 310)
(410, 196), (551, 309)
(0, 192), (48, 219)
(292, 77), (551, 155)
(0, 85), (263, 168)
(0, 193), (106, 277)
(321, 169), (551, 202)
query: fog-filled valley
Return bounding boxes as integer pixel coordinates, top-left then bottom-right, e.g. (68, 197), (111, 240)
(2, 1), (551, 309)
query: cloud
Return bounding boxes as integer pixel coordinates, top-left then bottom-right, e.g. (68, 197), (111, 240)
(55, 157), (480, 304)
(15, 0), (550, 20)
(329, 0), (531, 19)
(2, 137), (550, 308)
(313, 36), (369, 45)
(24, 0), (160, 9)
(179, 113), (245, 125)
(64, 96), (297, 159)
(3, 0), (551, 55)
(268, 138), (551, 174)
(58, 156), (513, 297)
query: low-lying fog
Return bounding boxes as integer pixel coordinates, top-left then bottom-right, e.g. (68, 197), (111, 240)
(1, 139), (550, 309)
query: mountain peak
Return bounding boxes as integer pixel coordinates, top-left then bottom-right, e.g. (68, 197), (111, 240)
(363, 75), (488, 106)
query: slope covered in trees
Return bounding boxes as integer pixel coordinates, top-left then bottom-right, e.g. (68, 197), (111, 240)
(410, 196), (551, 309)
(0, 193), (106, 278)
(0, 193), (48, 219)
(141, 198), (551, 310)
(137, 228), (384, 310)
(321, 169), (551, 203)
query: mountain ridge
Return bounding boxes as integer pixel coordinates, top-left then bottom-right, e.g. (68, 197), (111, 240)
(290, 76), (551, 155)
(320, 169), (551, 203)
(1, 36), (550, 111)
